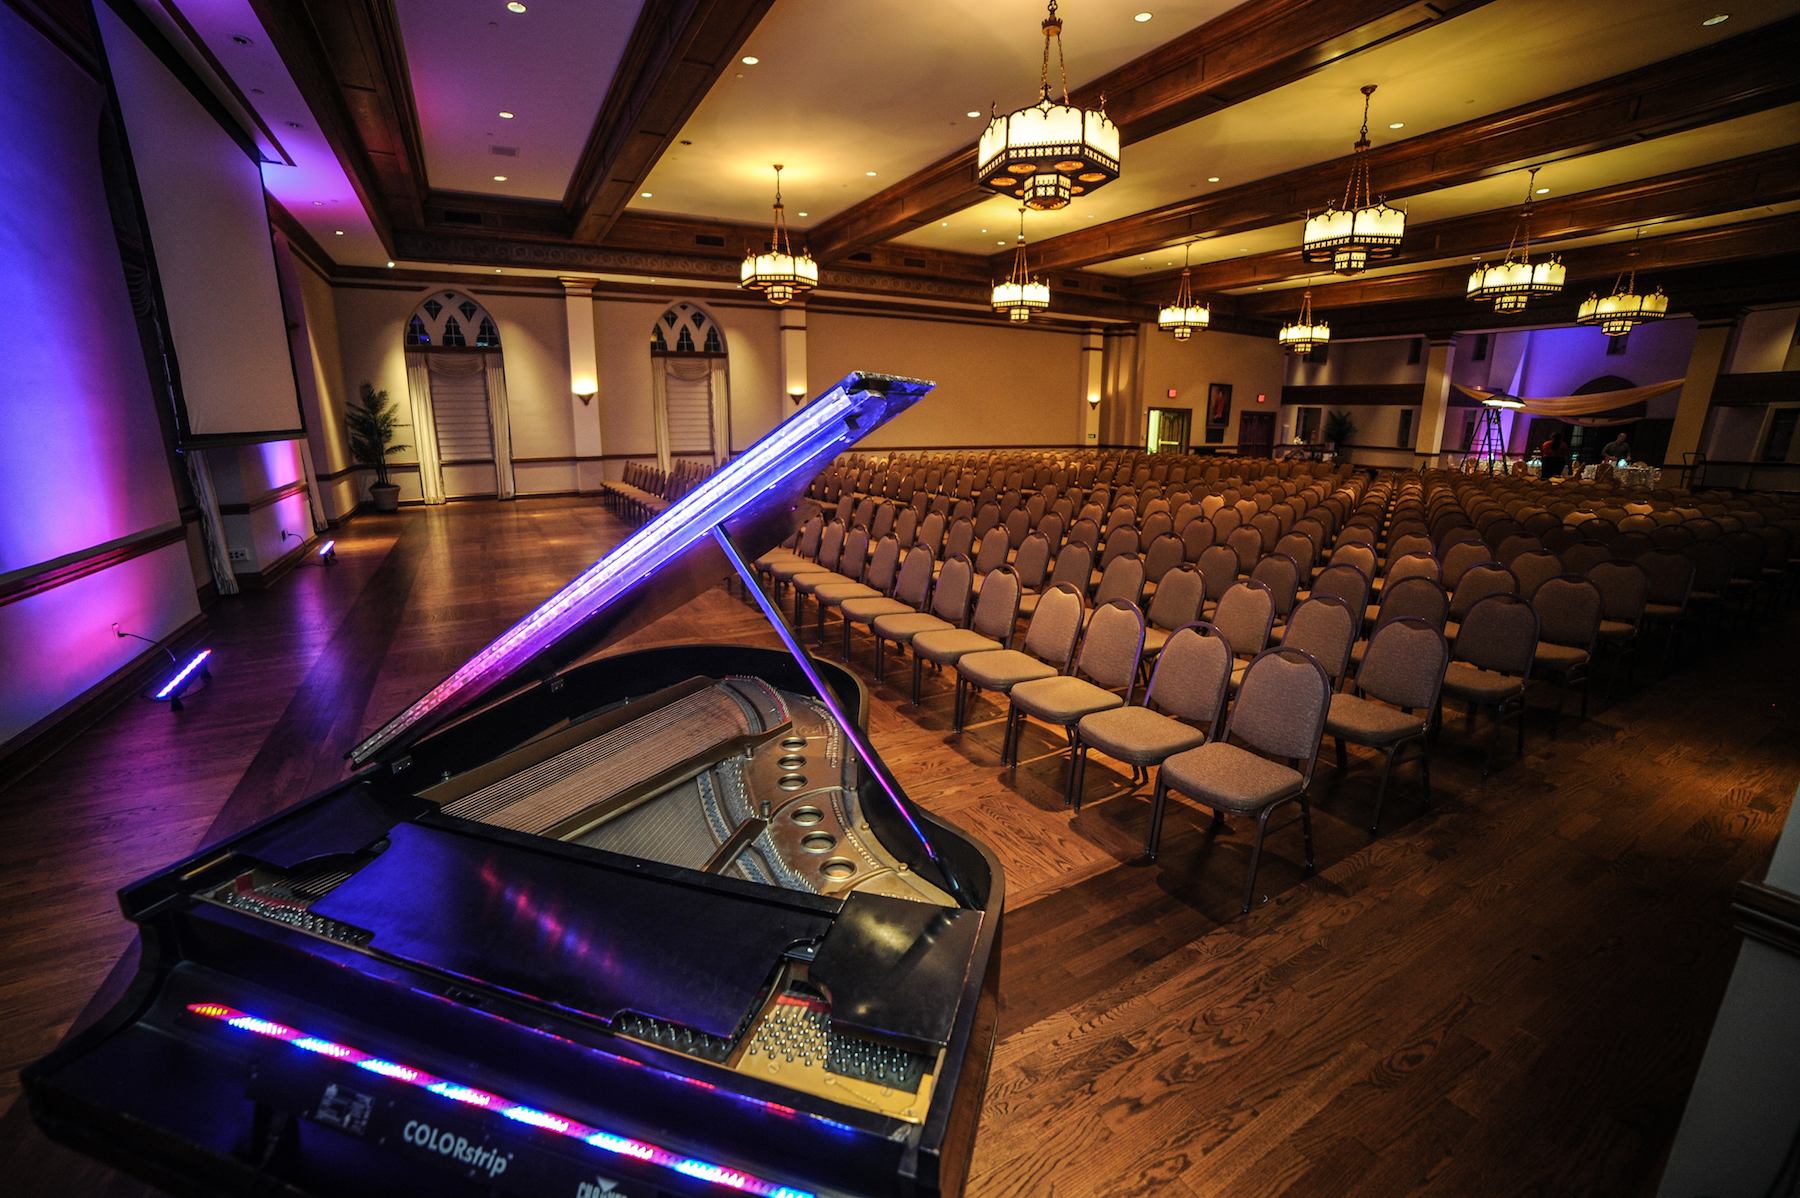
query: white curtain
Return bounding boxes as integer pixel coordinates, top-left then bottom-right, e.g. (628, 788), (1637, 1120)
(186, 449), (238, 596)
(297, 439), (328, 532)
(709, 358), (732, 464)
(405, 352), (445, 505)
(484, 354), (516, 500)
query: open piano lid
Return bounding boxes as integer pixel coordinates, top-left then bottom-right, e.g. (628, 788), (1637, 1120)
(349, 371), (931, 770)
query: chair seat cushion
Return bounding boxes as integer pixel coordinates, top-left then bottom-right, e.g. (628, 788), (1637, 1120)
(813, 582), (879, 605)
(1643, 603), (1683, 619)
(1533, 642), (1591, 671)
(1077, 706), (1206, 766)
(913, 629), (1003, 665)
(791, 570), (850, 594)
(755, 550), (799, 569)
(1017, 591), (1043, 616)
(1441, 662), (1524, 704)
(1443, 621), (1460, 643)
(872, 613), (953, 643)
(1597, 619), (1637, 642)
(769, 560), (821, 582)
(1142, 627), (1172, 657)
(1326, 693), (1426, 745)
(1159, 742), (1304, 814)
(841, 597), (912, 623)
(1348, 638), (1369, 668)
(958, 649), (1059, 691)
(1010, 676), (1124, 724)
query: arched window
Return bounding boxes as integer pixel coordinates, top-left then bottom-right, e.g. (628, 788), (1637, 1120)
(400, 290), (516, 504)
(649, 302), (729, 468)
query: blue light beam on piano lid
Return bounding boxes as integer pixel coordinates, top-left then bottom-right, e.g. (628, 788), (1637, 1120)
(349, 372), (931, 766)
(154, 649), (210, 700)
(186, 1002), (817, 1198)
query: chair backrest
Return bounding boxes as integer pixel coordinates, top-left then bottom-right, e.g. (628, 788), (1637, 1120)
(1023, 583), (1086, 668)
(1227, 526), (1264, 575)
(1250, 553), (1301, 617)
(795, 514), (824, 560)
(1449, 562), (1517, 621)
(1049, 540), (1094, 592)
(1037, 511), (1065, 554)
(1182, 518), (1216, 561)
(1358, 616), (1448, 712)
(1145, 623), (1232, 734)
(815, 520), (847, 572)
(1385, 552), (1440, 587)
(1609, 531), (1653, 561)
(1330, 542), (1378, 580)
(1173, 503), (1203, 535)
(1509, 549), (1564, 601)
(1146, 564), (1204, 632)
(974, 526), (1010, 575)
(1004, 506), (1030, 549)
(1637, 550), (1695, 608)
(1274, 532), (1316, 576)
(853, 497), (875, 528)
(1280, 594), (1357, 681)
(1374, 575), (1449, 633)
(1441, 538), (1492, 592)
(870, 503), (896, 542)
(1143, 534), (1185, 585)
(1310, 562), (1370, 620)
(1141, 511), (1174, 544)
(1014, 532), (1052, 590)
(971, 567), (1022, 644)
(1542, 525), (1583, 555)
(1197, 544), (1241, 600)
(1068, 517), (1101, 551)
(1681, 541), (1733, 591)
(1534, 575), (1603, 650)
(1212, 506), (1243, 537)
(838, 525), (871, 580)
(1093, 553), (1147, 609)
(943, 518), (976, 563)
(1225, 648), (1331, 783)
(1075, 601), (1146, 696)
(862, 535), (902, 595)
(892, 542), (935, 608)
(1212, 581), (1275, 659)
(894, 506), (918, 548)
(973, 503), (1001, 538)
(1451, 594), (1539, 675)
(1387, 532), (1434, 563)
(1496, 533), (1542, 567)
(1100, 524), (1141, 569)
(1561, 541), (1612, 576)
(1587, 560), (1647, 623)
(916, 511), (946, 555)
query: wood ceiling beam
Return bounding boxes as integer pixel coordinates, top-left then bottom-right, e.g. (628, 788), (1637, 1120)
(804, 0), (1490, 262)
(565, 0), (774, 244)
(1022, 17), (1800, 276)
(1231, 211), (1800, 317)
(1131, 145), (1800, 302)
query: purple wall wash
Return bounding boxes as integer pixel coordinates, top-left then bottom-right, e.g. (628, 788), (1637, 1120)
(1516, 319), (1697, 414)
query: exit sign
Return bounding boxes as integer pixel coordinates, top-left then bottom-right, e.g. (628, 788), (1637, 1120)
(1167, 388), (1178, 398)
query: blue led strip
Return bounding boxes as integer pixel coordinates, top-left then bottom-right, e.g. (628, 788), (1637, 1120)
(187, 1002), (815, 1198)
(349, 373), (929, 767)
(154, 649), (210, 700)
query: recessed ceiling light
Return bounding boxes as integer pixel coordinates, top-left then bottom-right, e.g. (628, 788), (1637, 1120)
(1134, 11), (1153, 21)
(967, 111), (981, 118)
(798, 211), (807, 216)
(741, 55), (758, 64)
(1703, 13), (1730, 24)
(641, 191), (652, 197)
(506, 2), (525, 11)
(495, 268), (502, 272)
(1388, 122), (1404, 129)
(386, 261), (394, 268)
(313, 200), (323, 205)
(499, 111), (514, 119)
(333, 230), (343, 235)
(866, 171), (877, 176)
(1238, 247), (1247, 251)
(941, 222), (948, 227)
(998, 240), (1006, 245)
(286, 121), (303, 129)
(1536, 187), (1549, 194)
(1087, 214), (1096, 218)
(231, 34), (252, 45)
(251, 88), (263, 94)
(1207, 176), (1220, 183)
(493, 175), (507, 181)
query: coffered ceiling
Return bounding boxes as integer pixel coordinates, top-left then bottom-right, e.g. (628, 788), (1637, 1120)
(116, 0), (1800, 334)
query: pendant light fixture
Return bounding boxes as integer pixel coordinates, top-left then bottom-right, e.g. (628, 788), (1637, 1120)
(1158, 242), (1209, 340)
(976, 0), (1119, 211)
(1278, 283), (1329, 355)
(1577, 229), (1668, 336)
(740, 164), (817, 305)
(1467, 167), (1565, 313)
(992, 207), (1049, 323)
(1301, 85), (1406, 275)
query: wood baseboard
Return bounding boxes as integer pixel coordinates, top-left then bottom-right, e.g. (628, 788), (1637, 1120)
(0, 612), (208, 795)
(233, 535), (316, 590)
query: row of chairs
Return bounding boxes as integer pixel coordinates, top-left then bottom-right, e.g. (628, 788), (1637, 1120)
(598, 460), (715, 523)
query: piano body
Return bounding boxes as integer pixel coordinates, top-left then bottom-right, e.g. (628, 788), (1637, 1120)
(24, 374), (1003, 1198)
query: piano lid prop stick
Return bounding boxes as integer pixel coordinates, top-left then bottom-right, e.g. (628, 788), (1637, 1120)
(712, 524), (970, 909)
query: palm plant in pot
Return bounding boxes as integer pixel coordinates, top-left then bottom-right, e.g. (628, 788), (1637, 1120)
(1323, 408), (1357, 461)
(347, 382), (409, 512)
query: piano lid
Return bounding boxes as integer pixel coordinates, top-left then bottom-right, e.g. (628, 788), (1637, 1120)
(349, 372), (932, 768)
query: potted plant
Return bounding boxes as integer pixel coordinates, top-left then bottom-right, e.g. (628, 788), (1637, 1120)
(347, 382), (409, 513)
(1323, 409), (1357, 459)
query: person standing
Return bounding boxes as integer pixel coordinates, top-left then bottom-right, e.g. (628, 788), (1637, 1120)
(1541, 432), (1567, 480)
(1603, 431), (1632, 462)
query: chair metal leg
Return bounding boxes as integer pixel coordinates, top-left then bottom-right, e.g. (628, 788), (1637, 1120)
(842, 617), (854, 663)
(952, 677), (966, 731)
(1420, 738), (1433, 803)
(1299, 794), (1315, 871)
(1002, 701), (1019, 765)
(1242, 808), (1271, 915)
(1369, 746), (1397, 833)
(1068, 736), (1087, 809)
(1335, 736), (1348, 772)
(874, 636), (886, 682)
(1145, 774), (1168, 859)
(910, 652), (923, 707)
(1482, 702), (1502, 778)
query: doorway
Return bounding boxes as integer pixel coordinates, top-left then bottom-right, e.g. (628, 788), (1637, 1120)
(1146, 407), (1191, 454)
(1239, 411), (1276, 455)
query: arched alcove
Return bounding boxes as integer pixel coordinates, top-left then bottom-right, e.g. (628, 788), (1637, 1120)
(649, 301), (730, 469)
(400, 290), (516, 503)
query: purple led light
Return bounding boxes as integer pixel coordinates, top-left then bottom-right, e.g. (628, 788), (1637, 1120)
(318, 539), (335, 556)
(154, 649), (211, 700)
(187, 1002), (817, 1198)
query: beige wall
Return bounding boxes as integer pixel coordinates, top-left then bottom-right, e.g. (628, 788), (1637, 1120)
(1138, 326), (1290, 451)
(808, 311), (1087, 449)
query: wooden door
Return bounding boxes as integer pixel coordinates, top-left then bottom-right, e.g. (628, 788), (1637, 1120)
(1239, 411), (1276, 455)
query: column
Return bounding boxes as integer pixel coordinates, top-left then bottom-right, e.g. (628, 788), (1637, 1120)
(561, 278), (603, 494)
(779, 305), (807, 406)
(1079, 328), (1103, 447)
(1416, 334), (1460, 469)
(1664, 315), (1737, 477)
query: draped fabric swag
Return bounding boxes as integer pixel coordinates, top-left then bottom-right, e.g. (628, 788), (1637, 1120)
(1452, 378), (1686, 418)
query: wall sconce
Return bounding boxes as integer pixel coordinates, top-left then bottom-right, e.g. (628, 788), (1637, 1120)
(790, 390), (805, 407)
(1087, 395), (1100, 408)
(575, 391), (596, 406)
(573, 376), (597, 405)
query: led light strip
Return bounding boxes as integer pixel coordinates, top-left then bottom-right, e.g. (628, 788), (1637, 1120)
(154, 649), (211, 700)
(187, 1002), (816, 1198)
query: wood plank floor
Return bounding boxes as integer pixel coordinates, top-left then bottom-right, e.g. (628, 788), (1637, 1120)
(0, 496), (1793, 1197)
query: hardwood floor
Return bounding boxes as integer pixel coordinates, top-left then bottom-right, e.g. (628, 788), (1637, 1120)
(0, 496), (1793, 1197)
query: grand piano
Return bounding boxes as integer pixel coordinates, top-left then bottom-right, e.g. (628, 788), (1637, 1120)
(24, 373), (1003, 1198)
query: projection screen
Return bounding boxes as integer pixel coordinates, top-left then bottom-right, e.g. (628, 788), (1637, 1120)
(96, 2), (304, 445)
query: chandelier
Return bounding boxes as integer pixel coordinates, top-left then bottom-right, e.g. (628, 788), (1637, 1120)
(1278, 285), (1329, 355)
(1301, 85), (1405, 275)
(1577, 231), (1668, 336)
(740, 164), (817, 305)
(1467, 166), (1565, 313)
(1158, 242), (1209, 340)
(976, 0), (1119, 211)
(992, 208), (1049, 323)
